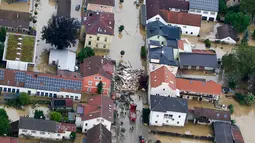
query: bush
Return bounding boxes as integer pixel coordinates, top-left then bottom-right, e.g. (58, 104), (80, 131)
(231, 119), (236, 125)
(35, 3), (38, 7)
(118, 25), (124, 32)
(253, 29), (255, 40)
(234, 93), (245, 105)
(204, 39), (211, 48)
(140, 46), (146, 60)
(34, 11), (38, 15)
(244, 93), (255, 106)
(228, 104), (234, 114)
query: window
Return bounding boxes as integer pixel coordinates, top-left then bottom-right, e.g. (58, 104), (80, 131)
(95, 82), (99, 86)
(36, 92), (40, 95)
(166, 120), (168, 123)
(31, 131), (36, 133)
(22, 130), (27, 132)
(57, 134), (60, 136)
(88, 41), (91, 45)
(101, 119), (104, 122)
(3, 88), (6, 92)
(164, 114), (173, 119)
(88, 81), (92, 85)
(41, 92), (44, 96)
(40, 132), (45, 135)
(28, 90), (31, 95)
(85, 129), (87, 131)
(53, 94), (57, 97)
(103, 45), (106, 48)
(155, 121), (158, 123)
(172, 119), (175, 121)
(104, 37), (107, 42)
(203, 11), (208, 14)
(185, 31), (188, 34)
(156, 115), (159, 117)
(157, 36), (160, 39)
(93, 124), (96, 126)
(45, 93), (48, 97)
(179, 115), (181, 118)
(71, 96), (73, 98)
(96, 44), (98, 47)
(191, 32), (193, 35)
(0, 87), (2, 92)
(8, 88), (11, 92)
(98, 77), (102, 80)
(97, 119), (100, 121)
(16, 89), (20, 94)
(89, 36), (92, 38)
(183, 26), (187, 28)
(12, 88), (15, 93)
(103, 82), (106, 87)
(49, 93), (53, 97)
(210, 12), (215, 15)
(189, 9), (195, 12)
(75, 96), (78, 99)
(66, 95), (69, 98)
(85, 123), (88, 126)
(97, 37), (100, 41)
(94, 77), (98, 80)
(87, 88), (91, 92)
(196, 10), (201, 13)
(163, 88), (165, 91)
(177, 122), (179, 124)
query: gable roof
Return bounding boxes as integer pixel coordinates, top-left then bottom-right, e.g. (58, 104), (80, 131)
(159, 10), (202, 27)
(146, 20), (181, 42)
(19, 117), (58, 133)
(146, 0), (189, 19)
(189, 0), (219, 12)
(87, 123), (112, 143)
(57, 123), (76, 133)
(214, 122), (233, 143)
(0, 137), (19, 143)
(231, 125), (245, 143)
(80, 56), (114, 80)
(179, 52), (218, 68)
(81, 95), (114, 122)
(87, 0), (115, 6)
(0, 9), (30, 29)
(83, 12), (115, 35)
(149, 45), (179, 66)
(176, 78), (222, 95)
(194, 107), (231, 121)
(57, 0), (71, 17)
(150, 66), (176, 90)
(51, 98), (73, 108)
(216, 24), (237, 41)
(150, 95), (188, 113)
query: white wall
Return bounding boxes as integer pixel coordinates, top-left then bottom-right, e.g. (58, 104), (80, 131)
(189, 9), (217, 22)
(82, 117), (112, 132)
(19, 129), (64, 140)
(146, 15), (167, 25)
(150, 111), (186, 127)
(0, 85), (81, 100)
(220, 37), (236, 44)
(150, 83), (178, 97)
(75, 116), (83, 128)
(170, 23), (200, 36)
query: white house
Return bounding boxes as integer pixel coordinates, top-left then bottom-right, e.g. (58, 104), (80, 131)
(189, 0), (219, 21)
(75, 95), (114, 132)
(150, 95), (188, 127)
(159, 10), (202, 36)
(0, 69), (82, 100)
(18, 117), (76, 140)
(49, 50), (76, 72)
(150, 66), (179, 97)
(215, 24), (238, 44)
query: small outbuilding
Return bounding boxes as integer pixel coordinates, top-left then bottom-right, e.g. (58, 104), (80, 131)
(216, 24), (238, 44)
(49, 50), (76, 72)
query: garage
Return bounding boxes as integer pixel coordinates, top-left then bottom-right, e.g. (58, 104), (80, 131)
(202, 16), (207, 20)
(209, 17), (214, 21)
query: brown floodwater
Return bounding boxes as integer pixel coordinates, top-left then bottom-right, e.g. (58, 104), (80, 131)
(110, 0), (145, 69)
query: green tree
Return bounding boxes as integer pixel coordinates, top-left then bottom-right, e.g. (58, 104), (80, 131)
(0, 42), (4, 62)
(70, 132), (76, 141)
(253, 29), (255, 40)
(34, 110), (45, 119)
(224, 12), (251, 33)
(42, 15), (80, 50)
(219, 0), (228, 15)
(118, 25), (124, 32)
(244, 93), (255, 105)
(241, 29), (249, 45)
(142, 108), (150, 124)
(0, 27), (7, 43)
(77, 46), (95, 63)
(50, 111), (62, 122)
(35, 3), (38, 7)
(240, 0), (255, 19)
(120, 50), (125, 56)
(228, 104), (234, 114)
(204, 39), (211, 48)
(18, 92), (31, 105)
(140, 46), (146, 59)
(97, 81), (103, 94)
(0, 109), (9, 136)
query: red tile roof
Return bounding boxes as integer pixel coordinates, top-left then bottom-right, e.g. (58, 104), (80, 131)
(57, 123), (76, 133)
(160, 10), (202, 27)
(192, 49), (215, 54)
(178, 40), (184, 50)
(65, 99), (73, 107)
(150, 66), (176, 90)
(83, 12), (115, 35)
(176, 78), (222, 95)
(0, 137), (19, 143)
(231, 125), (245, 143)
(82, 95), (114, 122)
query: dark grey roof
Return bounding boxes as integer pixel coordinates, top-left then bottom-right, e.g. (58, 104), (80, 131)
(149, 40), (161, 46)
(149, 45), (178, 66)
(189, 0), (219, 12)
(19, 117), (58, 133)
(179, 53), (218, 68)
(213, 122), (233, 143)
(141, 4), (147, 26)
(57, 0), (71, 17)
(216, 24), (237, 41)
(0, 9), (30, 29)
(146, 20), (181, 44)
(150, 95), (188, 113)
(87, 123), (112, 143)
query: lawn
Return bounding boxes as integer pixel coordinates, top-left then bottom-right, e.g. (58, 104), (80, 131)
(6, 34), (35, 62)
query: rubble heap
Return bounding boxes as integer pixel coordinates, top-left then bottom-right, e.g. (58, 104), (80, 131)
(115, 61), (144, 92)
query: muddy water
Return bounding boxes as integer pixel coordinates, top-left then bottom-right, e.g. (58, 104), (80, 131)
(110, 0), (145, 69)
(153, 135), (213, 143)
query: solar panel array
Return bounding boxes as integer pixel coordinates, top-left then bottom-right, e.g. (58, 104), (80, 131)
(189, 0), (219, 12)
(0, 70), (4, 80)
(14, 72), (82, 92)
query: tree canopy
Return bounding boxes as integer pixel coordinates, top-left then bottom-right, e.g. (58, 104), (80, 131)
(240, 0), (255, 19)
(244, 93), (255, 105)
(0, 42), (4, 62)
(224, 12), (251, 33)
(77, 46), (95, 63)
(50, 111), (62, 122)
(219, 0), (227, 15)
(34, 110), (45, 119)
(0, 27), (6, 43)
(41, 16), (80, 50)
(18, 92), (31, 105)
(97, 81), (103, 94)
(0, 109), (9, 135)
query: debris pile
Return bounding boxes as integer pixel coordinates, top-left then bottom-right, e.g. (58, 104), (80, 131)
(115, 61), (144, 92)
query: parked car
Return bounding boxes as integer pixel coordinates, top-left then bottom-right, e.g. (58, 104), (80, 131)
(75, 5), (80, 11)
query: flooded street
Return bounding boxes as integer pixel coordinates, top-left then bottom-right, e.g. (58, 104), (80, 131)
(110, 1), (145, 69)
